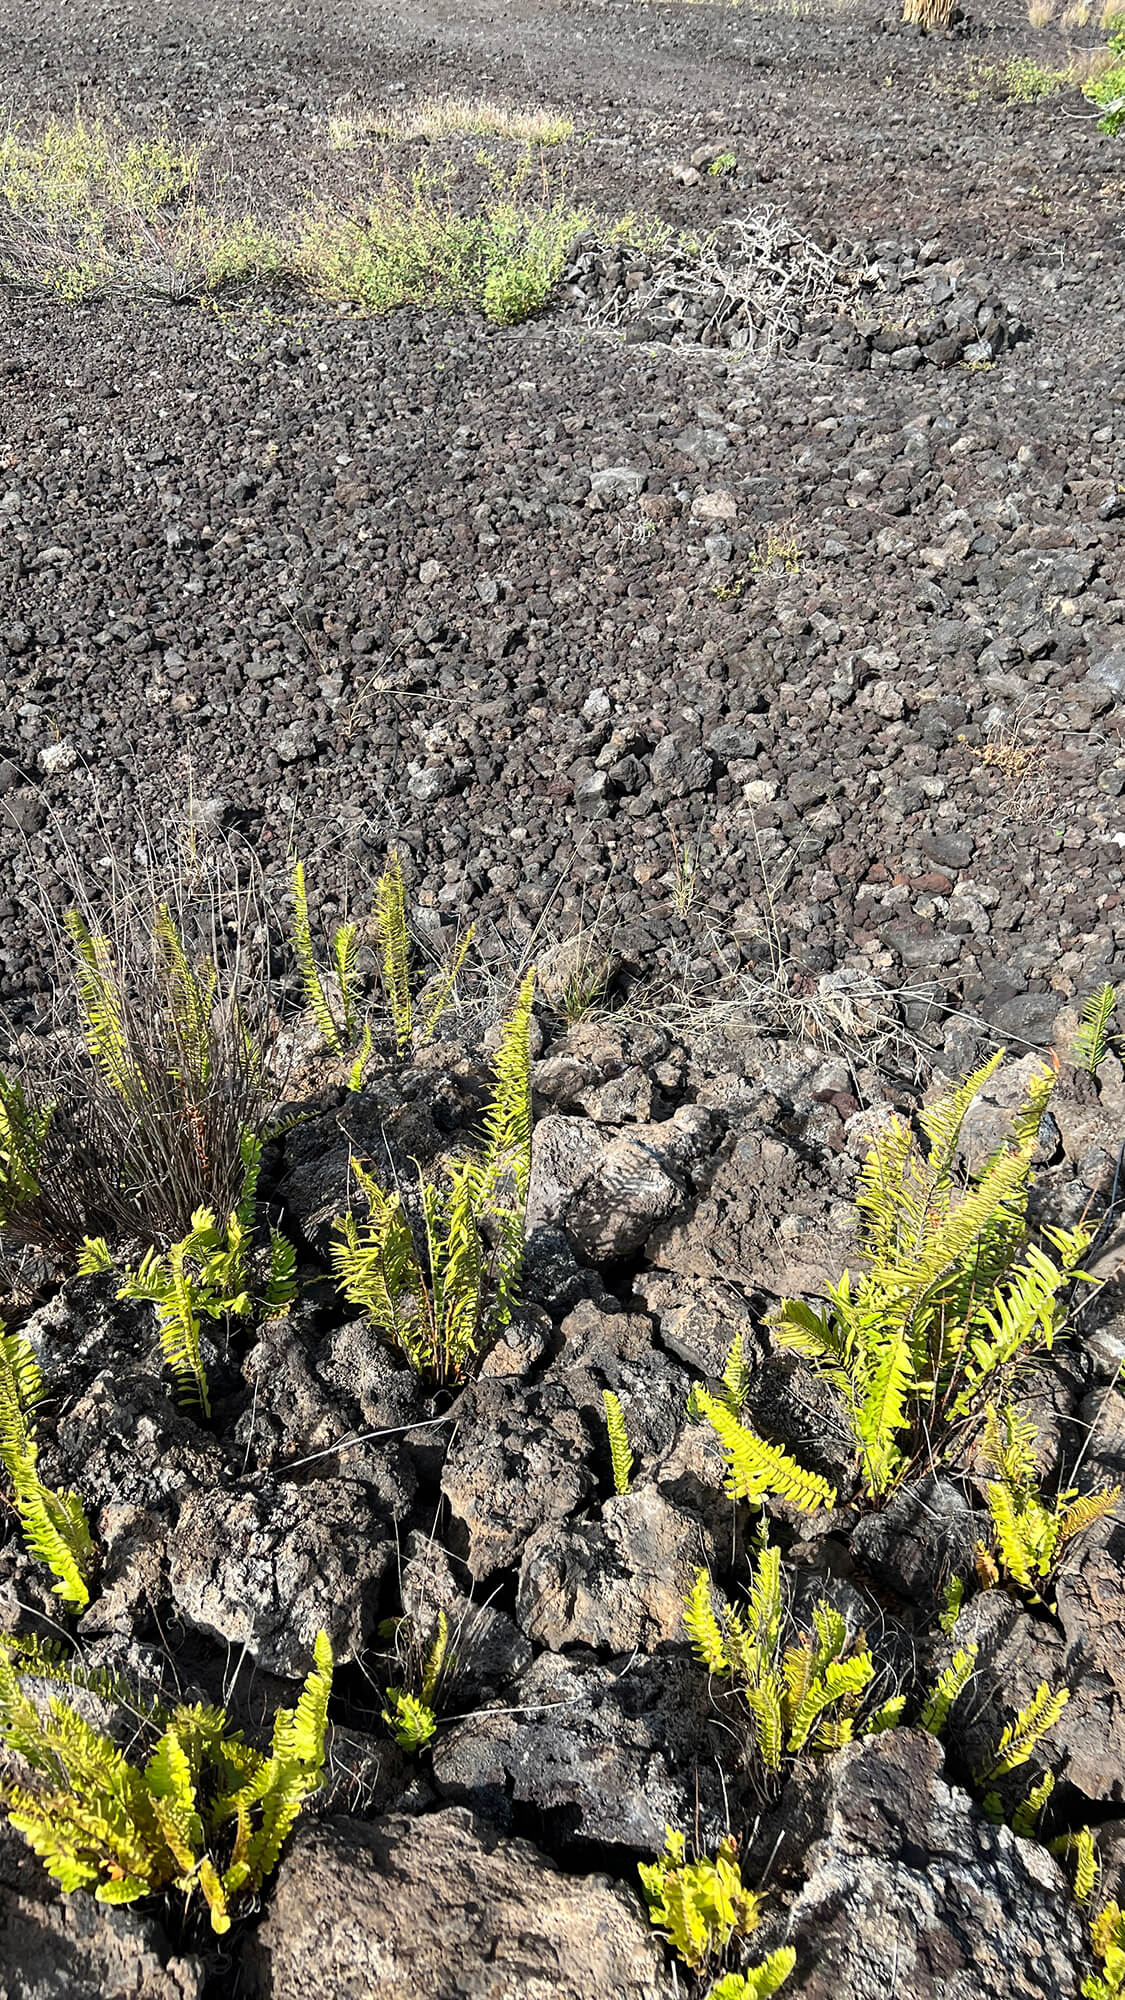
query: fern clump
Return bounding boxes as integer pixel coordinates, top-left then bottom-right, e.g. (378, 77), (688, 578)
(978, 1404), (1119, 1608)
(82, 1200), (297, 1417)
(0, 1630), (332, 1933)
(331, 972), (534, 1384)
(290, 851), (474, 1074)
(1085, 1901), (1125, 1999)
(381, 1610), (452, 1752)
(775, 1055), (1090, 1497)
(0, 894), (271, 1257)
(685, 1541), (888, 1772)
(0, 1325), (94, 1609)
(640, 1828), (761, 1972)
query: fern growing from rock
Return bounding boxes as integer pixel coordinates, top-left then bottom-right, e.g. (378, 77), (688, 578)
(978, 1404), (1119, 1608)
(775, 1054), (1090, 1498)
(0, 1325), (94, 1610)
(331, 972), (534, 1384)
(685, 1540), (885, 1772)
(0, 1630), (332, 1933)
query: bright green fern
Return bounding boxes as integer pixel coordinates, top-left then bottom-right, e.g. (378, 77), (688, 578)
(375, 851), (412, 1051)
(919, 1645), (978, 1737)
(331, 975), (534, 1384)
(710, 1960), (796, 2000)
(290, 859), (360, 1055)
(978, 1404), (1119, 1608)
(775, 1055), (1090, 1497)
(639, 1828), (764, 1976)
(692, 1389), (836, 1513)
(0, 1629), (332, 1933)
(1070, 984), (1117, 1077)
(0, 1325), (94, 1610)
(686, 1539), (880, 1772)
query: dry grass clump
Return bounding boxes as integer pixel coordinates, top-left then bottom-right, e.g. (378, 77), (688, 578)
(1028, 0), (1056, 26)
(328, 95), (573, 151)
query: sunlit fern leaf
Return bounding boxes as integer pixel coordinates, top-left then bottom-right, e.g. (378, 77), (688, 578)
(684, 1570), (728, 1675)
(721, 1330), (752, 1414)
(710, 1947), (797, 2000)
(289, 859), (344, 1053)
(375, 851), (412, 1051)
(0, 1324), (93, 1608)
(976, 1681), (1070, 1783)
(863, 1694), (907, 1734)
(694, 1389), (836, 1512)
(331, 921), (361, 1045)
(603, 1388), (634, 1494)
(919, 1646), (978, 1737)
(420, 923), (476, 1043)
(420, 1614), (451, 1709)
(382, 1688), (436, 1752)
(1058, 1489), (1121, 1546)
(1011, 1768), (1054, 1839)
(64, 911), (133, 1095)
(153, 902), (216, 1091)
(0, 1074), (51, 1222)
(916, 1049), (1006, 1183)
(1071, 984), (1117, 1078)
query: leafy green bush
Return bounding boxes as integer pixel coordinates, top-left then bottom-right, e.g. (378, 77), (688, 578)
(0, 1631), (332, 1933)
(639, 1827), (795, 1995)
(331, 972), (534, 1383)
(774, 1055), (1089, 1497)
(1085, 32), (1125, 131)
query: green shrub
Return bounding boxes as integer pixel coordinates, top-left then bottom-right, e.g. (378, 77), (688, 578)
(0, 1631), (332, 1933)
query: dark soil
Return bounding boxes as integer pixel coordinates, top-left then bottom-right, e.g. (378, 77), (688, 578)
(1, 3), (1125, 1997)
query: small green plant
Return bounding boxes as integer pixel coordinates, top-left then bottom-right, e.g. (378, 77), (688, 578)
(603, 1389), (634, 1494)
(330, 973), (534, 1384)
(709, 151), (737, 176)
(775, 1055), (1090, 1498)
(691, 1388), (837, 1513)
(938, 1575), (965, 1634)
(381, 1611), (451, 1751)
(82, 1201), (295, 1417)
(684, 1540), (888, 1772)
(1085, 1900), (1125, 1997)
(1052, 1824), (1098, 1902)
(1, 897), (270, 1258)
(0, 1325), (95, 1609)
(638, 1828), (794, 1994)
(290, 858), (361, 1055)
(1084, 31), (1125, 131)
(974, 1681), (1070, 1827)
(290, 851), (473, 1067)
(0, 1630), (332, 1933)
(977, 1404), (1119, 1607)
(1070, 983), (1118, 1074)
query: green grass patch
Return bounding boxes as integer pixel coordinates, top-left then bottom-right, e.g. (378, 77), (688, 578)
(0, 114), (603, 324)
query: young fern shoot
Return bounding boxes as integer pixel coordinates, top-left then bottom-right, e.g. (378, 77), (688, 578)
(603, 1389), (634, 1494)
(978, 1404), (1119, 1607)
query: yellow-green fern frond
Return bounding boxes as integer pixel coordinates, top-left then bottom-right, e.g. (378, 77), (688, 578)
(721, 1330), (752, 1414)
(382, 1689), (436, 1752)
(919, 1646), (978, 1737)
(1011, 1768), (1054, 1839)
(1071, 984), (1117, 1078)
(684, 1570), (728, 1676)
(65, 910), (134, 1095)
(976, 1681), (1070, 1783)
(710, 1947), (797, 1999)
(694, 1390), (836, 1512)
(603, 1389), (634, 1494)
(1058, 1489), (1121, 1546)
(331, 921), (361, 1045)
(375, 851), (412, 1051)
(289, 859), (345, 1053)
